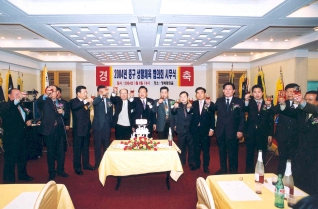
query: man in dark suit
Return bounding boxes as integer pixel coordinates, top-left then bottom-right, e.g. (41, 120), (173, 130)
(129, 86), (154, 138)
(190, 87), (215, 174)
(1, 88), (34, 183)
(57, 87), (70, 153)
(152, 86), (175, 139)
(213, 82), (244, 174)
(92, 85), (113, 168)
(281, 91), (318, 195)
(270, 83), (299, 176)
(111, 87), (134, 140)
(70, 86), (95, 175)
(171, 91), (195, 169)
(38, 85), (69, 181)
(243, 85), (274, 173)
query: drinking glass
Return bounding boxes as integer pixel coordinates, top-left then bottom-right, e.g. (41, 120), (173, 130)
(255, 182), (263, 194)
(130, 88), (134, 94)
(91, 93), (96, 99)
(272, 174), (278, 185)
(189, 97), (193, 104)
(278, 90), (286, 99)
(287, 194), (297, 207)
(293, 86), (301, 95)
(206, 94), (210, 100)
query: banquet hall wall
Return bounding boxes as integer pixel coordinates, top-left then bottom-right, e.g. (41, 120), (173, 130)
(0, 50), (317, 99)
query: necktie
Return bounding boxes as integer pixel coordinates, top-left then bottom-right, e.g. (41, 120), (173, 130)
(53, 101), (58, 113)
(184, 105), (187, 118)
(226, 99), (230, 112)
(142, 99), (146, 109)
(103, 98), (107, 114)
(17, 105), (25, 121)
(200, 101), (203, 114)
(164, 100), (169, 118)
(257, 101), (261, 112)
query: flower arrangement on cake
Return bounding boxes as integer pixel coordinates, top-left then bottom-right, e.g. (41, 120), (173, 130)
(120, 136), (160, 151)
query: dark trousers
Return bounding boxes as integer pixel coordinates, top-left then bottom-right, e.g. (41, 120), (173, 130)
(93, 121), (111, 167)
(73, 133), (90, 170)
(245, 131), (267, 173)
(277, 139), (298, 176)
(177, 132), (194, 166)
(44, 126), (65, 175)
(3, 139), (27, 182)
(217, 131), (238, 173)
(115, 124), (132, 140)
(158, 120), (170, 139)
(193, 129), (211, 168)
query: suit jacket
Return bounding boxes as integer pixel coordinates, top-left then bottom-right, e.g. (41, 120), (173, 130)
(92, 96), (113, 131)
(171, 103), (193, 134)
(70, 97), (91, 136)
(189, 100), (215, 135)
(131, 97), (154, 128)
(243, 100), (274, 138)
(59, 98), (70, 127)
(110, 95), (134, 127)
(301, 102), (318, 114)
(0, 100), (29, 146)
(213, 97), (244, 139)
(280, 105), (318, 148)
(271, 101), (298, 143)
(37, 95), (66, 136)
(152, 98), (175, 132)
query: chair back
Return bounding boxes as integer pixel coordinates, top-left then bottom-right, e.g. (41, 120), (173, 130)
(196, 177), (215, 209)
(34, 180), (58, 209)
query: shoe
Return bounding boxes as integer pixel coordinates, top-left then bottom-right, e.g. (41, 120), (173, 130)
(57, 172), (69, 178)
(215, 169), (227, 175)
(83, 165), (95, 170)
(3, 179), (15, 184)
(18, 175), (34, 181)
(190, 164), (200, 171)
(48, 173), (56, 181)
(75, 170), (83, 175)
(229, 170), (238, 174)
(203, 167), (210, 174)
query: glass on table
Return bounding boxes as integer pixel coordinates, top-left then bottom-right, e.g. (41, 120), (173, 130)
(287, 194), (297, 208)
(272, 174), (278, 185)
(255, 182), (263, 194)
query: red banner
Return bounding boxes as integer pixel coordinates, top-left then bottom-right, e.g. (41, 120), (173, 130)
(178, 66), (194, 86)
(96, 66), (112, 86)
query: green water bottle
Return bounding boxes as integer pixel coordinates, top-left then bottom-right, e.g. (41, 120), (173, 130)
(275, 174), (285, 208)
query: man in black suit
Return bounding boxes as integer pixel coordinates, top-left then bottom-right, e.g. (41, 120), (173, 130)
(270, 83), (299, 176)
(38, 85), (69, 181)
(280, 91), (318, 195)
(152, 86), (175, 139)
(190, 87), (215, 174)
(213, 82), (244, 174)
(171, 91), (195, 169)
(57, 87), (70, 154)
(243, 85), (274, 173)
(129, 86), (154, 138)
(1, 89), (34, 183)
(92, 85), (113, 168)
(111, 87), (134, 140)
(70, 86), (95, 175)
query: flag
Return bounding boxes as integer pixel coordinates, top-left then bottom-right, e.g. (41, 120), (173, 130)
(42, 65), (49, 94)
(5, 70), (14, 101)
(238, 71), (248, 99)
(274, 68), (284, 106)
(254, 66), (266, 100)
(229, 63), (234, 83)
(17, 73), (23, 91)
(0, 72), (5, 102)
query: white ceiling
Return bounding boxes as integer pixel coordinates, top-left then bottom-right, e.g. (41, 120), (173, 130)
(0, 0), (318, 66)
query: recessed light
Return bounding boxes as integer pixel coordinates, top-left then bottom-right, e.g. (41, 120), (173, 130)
(83, 37), (86, 40)
(185, 28), (195, 32)
(215, 35), (223, 39)
(0, 37), (5, 39)
(77, 32), (80, 34)
(87, 34), (95, 37)
(17, 37), (22, 39)
(70, 34), (79, 38)
(99, 27), (108, 31)
(314, 27), (318, 31)
(234, 54), (237, 56)
(203, 28), (213, 33)
(254, 38), (258, 41)
(117, 27), (127, 31)
(250, 52), (253, 55)
(269, 38), (273, 41)
(223, 54), (226, 56)
(284, 39), (289, 42)
(62, 28), (71, 32)
(222, 29), (231, 33)
(95, 31), (98, 34)
(167, 27), (177, 32)
(80, 27), (90, 31)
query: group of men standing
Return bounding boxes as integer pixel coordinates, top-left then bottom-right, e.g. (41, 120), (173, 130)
(1, 82), (317, 196)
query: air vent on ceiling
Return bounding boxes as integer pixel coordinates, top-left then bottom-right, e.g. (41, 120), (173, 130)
(138, 16), (156, 23)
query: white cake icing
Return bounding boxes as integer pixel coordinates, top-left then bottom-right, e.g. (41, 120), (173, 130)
(136, 119), (147, 125)
(132, 119), (149, 137)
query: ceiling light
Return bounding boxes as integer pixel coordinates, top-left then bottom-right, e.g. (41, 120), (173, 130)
(0, 37), (5, 39)
(117, 27), (127, 31)
(177, 44), (184, 46)
(70, 34), (79, 38)
(107, 39), (115, 42)
(164, 39), (172, 42)
(269, 38), (273, 41)
(178, 31), (182, 34)
(167, 27), (177, 32)
(62, 28), (71, 32)
(122, 39), (131, 42)
(213, 32), (217, 35)
(203, 28), (213, 32)
(222, 29), (231, 33)
(199, 35), (207, 38)
(95, 31), (98, 34)
(284, 39), (289, 41)
(185, 28), (195, 32)
(110, 44), (117, 46)
(120, 33), (129, 37)
(250, 52), (253, 55)
(254, 38), (258, 41)
(182, 34), (191, 38)
(215, 35), (223, 38)
(234, 54), (237, 56)
(80, 27), (90, 31)
(124, 44), (132, 46)
(166, 33), (174, 37)
(314, 27), (318, 31)
(83, 37), (86, 40)
(87, 34), (95, 37)
(99, 27), (108, 31)
(17, 37), (22, 39)
(163, 44), (170, 46)
(131, 25), (140, 47)
(103, 33), (112, 37)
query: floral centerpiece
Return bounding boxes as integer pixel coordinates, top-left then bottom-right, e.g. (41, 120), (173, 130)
(121, 136), (160, 151)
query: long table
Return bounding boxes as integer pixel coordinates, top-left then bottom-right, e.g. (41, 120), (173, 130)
(0, 184), (74, 209)
(98, 140), (184, 189)
(206, 174), (308, 209)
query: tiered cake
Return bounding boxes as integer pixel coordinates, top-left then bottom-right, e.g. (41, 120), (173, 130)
(134, 119), (149, 136)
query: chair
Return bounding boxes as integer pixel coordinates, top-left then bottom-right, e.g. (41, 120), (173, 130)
(34, 180), (58, 209)
(196, 177), (215, 209)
